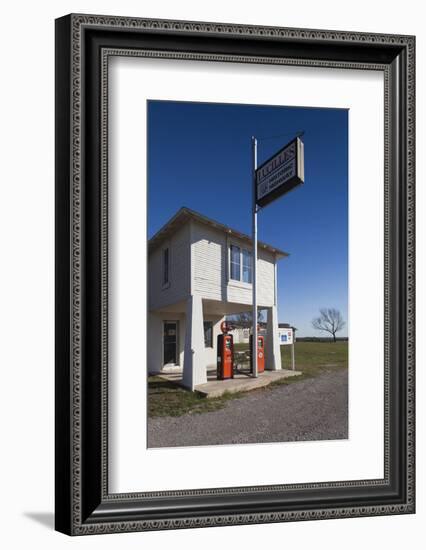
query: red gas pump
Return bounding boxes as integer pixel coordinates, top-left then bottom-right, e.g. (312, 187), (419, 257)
(250, 334), (265, 374)
(217, 322), (234, 380)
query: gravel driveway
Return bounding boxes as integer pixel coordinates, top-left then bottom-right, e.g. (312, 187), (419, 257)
(148, 369), (348, 448)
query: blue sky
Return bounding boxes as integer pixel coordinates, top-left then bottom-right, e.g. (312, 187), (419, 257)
(148, 101), (348, 337)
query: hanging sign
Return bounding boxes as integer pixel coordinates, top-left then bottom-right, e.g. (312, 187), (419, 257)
(256, 136), (304, 207)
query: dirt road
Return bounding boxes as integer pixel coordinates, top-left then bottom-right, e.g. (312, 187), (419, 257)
(148, 369), (348, 448)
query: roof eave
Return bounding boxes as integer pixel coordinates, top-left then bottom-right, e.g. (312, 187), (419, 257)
(148, 207), (290, 258)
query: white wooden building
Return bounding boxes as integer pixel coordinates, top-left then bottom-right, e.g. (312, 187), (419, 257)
(148, 207), (288, 390)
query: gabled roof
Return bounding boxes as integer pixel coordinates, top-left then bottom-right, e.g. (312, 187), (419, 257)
(148, 207), (289, 259)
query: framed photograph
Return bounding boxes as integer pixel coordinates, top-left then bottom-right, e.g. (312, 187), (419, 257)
(55, 14), (415, 535)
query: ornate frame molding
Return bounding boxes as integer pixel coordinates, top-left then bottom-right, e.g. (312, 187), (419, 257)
(55, 14), (415, 535)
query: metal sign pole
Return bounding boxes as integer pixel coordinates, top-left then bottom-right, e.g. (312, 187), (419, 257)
(252, 136), (258, 378)
(251, 134), (304, 378)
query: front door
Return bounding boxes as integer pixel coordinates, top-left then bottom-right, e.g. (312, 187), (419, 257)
(163, 321), (178, 366)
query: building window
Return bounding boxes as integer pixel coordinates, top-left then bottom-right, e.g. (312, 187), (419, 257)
(229, 244), (252, 283)
(204, 321), (213, 348)
(162, 247), (169, 286)
(242, 248), (252, 283)
(230, 245), (241, 281)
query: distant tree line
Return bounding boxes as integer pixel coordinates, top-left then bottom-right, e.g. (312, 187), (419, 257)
(297, 336), (348, 342)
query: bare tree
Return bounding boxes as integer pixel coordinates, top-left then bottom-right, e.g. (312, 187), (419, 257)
(312, 308), (345, 342)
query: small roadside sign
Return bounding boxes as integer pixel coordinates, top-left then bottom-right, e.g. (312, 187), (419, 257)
(255, 136), (304, 207)
(278, 327), (294, 346)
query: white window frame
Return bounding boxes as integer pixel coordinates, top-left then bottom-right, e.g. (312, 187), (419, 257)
(161, 244), (171, 289)
(229, 244), (241, 282)
(241, 248), (253, 284)
(203, 321), (213, 348)
(228, 241), (252, 286)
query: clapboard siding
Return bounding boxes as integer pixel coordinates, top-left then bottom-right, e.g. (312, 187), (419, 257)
(148, 223), (190, 310)
(191, 220), (276, 307)
(191, 221), (226, 301)
(257, 250), (276, 305)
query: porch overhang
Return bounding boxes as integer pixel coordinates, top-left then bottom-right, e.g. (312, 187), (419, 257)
(151, 298), (274, 316)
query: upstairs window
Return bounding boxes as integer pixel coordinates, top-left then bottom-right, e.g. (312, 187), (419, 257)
(242, 249), (252, 283)
(229, 244), (252, 283)
(162, 247), (169, 286)
(230, 245), (241, 281)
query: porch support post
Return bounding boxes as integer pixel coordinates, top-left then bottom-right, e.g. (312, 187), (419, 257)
(265, 305), (282, 370)
(182, 294), (207, 390)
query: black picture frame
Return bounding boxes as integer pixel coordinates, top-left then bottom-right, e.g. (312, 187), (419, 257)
(55, 14), (415, 535)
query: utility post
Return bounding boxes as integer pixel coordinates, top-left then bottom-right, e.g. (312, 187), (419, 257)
(251, 134), (304, 378)
(252, 136), (258, 378)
